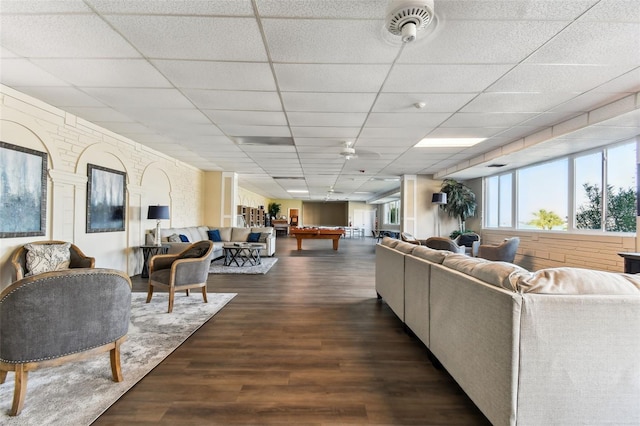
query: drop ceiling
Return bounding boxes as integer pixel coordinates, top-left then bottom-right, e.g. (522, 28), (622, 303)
(1, 0), (639, 202)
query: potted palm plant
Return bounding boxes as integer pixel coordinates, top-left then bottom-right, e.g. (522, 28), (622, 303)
(439, 179), (477, 236)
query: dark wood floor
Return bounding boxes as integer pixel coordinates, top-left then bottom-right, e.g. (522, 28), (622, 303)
(94, 236), (490, 425)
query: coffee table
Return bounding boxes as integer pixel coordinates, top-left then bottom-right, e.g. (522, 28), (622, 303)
(223, 243), (262, 266)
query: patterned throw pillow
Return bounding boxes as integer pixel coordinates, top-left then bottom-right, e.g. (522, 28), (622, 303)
(168, 233), (182, 242)
(207, 229), (222, 242)
(259, 232), (269, 243)
(247, 232), (261, 243)
(24, 243), (71, 276)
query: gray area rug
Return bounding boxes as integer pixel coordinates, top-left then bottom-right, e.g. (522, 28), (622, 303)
(0, 292), (236, 425)
(209, 256), (278, 274)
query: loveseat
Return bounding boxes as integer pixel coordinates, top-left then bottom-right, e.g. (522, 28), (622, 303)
(147, 226), (276, 259)
(375, 237), (640, 426)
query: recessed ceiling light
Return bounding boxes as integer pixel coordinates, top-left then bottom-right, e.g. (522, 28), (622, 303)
(414, 137), (486, 147)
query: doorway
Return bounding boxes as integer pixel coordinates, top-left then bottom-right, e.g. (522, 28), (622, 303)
(353, 209), (375, 237)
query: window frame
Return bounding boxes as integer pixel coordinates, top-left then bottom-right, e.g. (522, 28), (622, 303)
(483, 140), (636, 235)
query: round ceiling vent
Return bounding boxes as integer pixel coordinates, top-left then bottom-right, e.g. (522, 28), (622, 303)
(385, 1), (435, 43)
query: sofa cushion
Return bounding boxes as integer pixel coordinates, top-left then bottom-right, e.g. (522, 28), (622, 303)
(252, 227), (273, 235)
(207, 229), (222, 242)
(24, 243), (71, 276)
(515, 267), (640, 295)
(395, 241), (417, 254)
(468, 261), (531, 291)
(179, 234), (189, 242)
(381, 237), (400, 248)
(411, 245), (448, 264)
(442, 253), (490, 276)
(259, 232), (270, 243)
(247, 232), (261, 243)
(217, 227), (232, 242)
(197, 226), (210, 241)
(231, 227), (251, 242)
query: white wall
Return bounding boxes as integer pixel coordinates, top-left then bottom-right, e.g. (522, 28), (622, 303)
(0, 86), (204, 290)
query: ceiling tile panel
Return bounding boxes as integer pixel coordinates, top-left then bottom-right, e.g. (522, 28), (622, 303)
(88, 0), (254, 15)
(106, 16), (267, 61)
(32, 59), (172, 88)
(0, 14), (139, 58)
(275, 64), (390, 92)
(400, 20), (569, 64)
(287, 112), (368, 127)
(365, 112), (451, 127)
(434, 1), (595, 21)
(384, 64), (513, 93)
(153, 60), (277, 91)
(263, 19), (398, 63)
(526, 22), (640, 65)
(291, 127), (360, 138)
(281, 92), (377, 112)
(183, 90), (282, 111)
(255, 0), (389, 18)
(1, 59), (70, 86)
(461, 92), (581, 113)
(218, 125), (291, 137)
(489, 64), (636, 93)
(204, 110), (287, 126)
(373, 93), (477, 113)
(84, 88), (193, 109)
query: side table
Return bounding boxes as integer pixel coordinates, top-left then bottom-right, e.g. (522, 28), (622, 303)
(141, 244), (169, 278)
(618, 252), (640, 274)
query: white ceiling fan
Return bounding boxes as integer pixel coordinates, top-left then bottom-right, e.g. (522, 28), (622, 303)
(339, 141), (380, 161)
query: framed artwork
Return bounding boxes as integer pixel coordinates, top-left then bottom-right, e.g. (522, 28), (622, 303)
(0, 141), (48, 238)
(86, 164), (126, 233)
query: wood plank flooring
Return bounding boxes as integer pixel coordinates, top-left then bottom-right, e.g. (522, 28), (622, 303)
(94, 236), (490, 425)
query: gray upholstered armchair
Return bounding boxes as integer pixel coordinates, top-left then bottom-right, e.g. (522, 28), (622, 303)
(453, 232), (481, 257)
(0, 268), (131, 416)
(146, 240), (214, 313)
(424, 237), (466, 254)
(10, 240), (95, 281)
(477, 237), (520, 263)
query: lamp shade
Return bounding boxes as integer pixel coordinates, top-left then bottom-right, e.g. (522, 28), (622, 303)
(147, 205), (170, 220)
(431, 192), (447, 205)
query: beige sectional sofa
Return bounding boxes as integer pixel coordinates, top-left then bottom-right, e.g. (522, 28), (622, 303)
(376, 237), (640, 426)
(148, 226), (276, 259)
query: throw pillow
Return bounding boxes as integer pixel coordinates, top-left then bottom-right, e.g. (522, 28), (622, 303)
(247, 232), (261, 243)
(259, 232), (269, 243)
(207, 229), (222, 242)
(458, 234), (478, 246)
(24, 243), (71, 276)
(168, 233), (182, 242)
(179, 234), (190, 242)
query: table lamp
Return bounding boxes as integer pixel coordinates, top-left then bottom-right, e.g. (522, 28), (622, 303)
(147, 205), (170, 246)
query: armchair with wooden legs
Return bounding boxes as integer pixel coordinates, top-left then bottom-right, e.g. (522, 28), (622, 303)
(146, 240), (214, 313)
(0, 268), (131, 416)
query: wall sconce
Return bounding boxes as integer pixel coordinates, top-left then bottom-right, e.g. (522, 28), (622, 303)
(147, 205), (170, 246)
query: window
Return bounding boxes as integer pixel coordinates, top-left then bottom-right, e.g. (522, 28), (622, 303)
(574, 152), (603, 230)
(485, 173), (512, 228)
(384, 200), (400, 225)
(518, 158), (568, 230)
(485, 140), (636, 234)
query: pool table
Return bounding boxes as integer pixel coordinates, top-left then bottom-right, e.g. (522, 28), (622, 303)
(290, 228), (346, 250)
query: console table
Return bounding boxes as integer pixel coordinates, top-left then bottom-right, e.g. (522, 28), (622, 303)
(140, 244), (169, 278)
(618, 252), (640, 274)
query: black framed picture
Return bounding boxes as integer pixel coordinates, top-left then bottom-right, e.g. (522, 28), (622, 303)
(0, 141), (48, 238)
(86, 164), (126, 233)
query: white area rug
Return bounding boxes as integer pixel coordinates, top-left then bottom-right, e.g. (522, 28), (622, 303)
(209, 256), (278, 274)
(0, 292), (236, 425)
